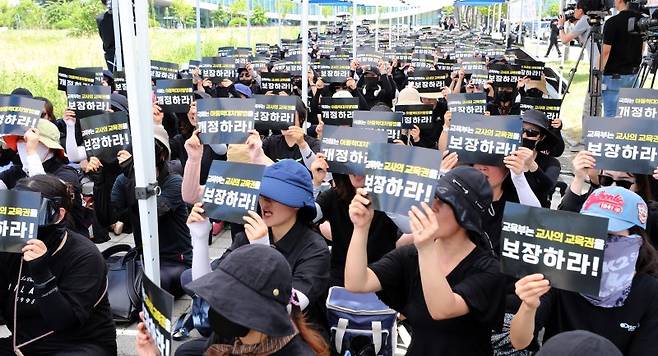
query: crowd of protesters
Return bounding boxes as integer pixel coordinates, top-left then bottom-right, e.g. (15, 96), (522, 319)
(1, 16), (658, 356)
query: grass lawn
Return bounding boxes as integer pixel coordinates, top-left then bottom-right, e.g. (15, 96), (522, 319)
(547, 58), (590, 141)
(0, 27), (299, 117)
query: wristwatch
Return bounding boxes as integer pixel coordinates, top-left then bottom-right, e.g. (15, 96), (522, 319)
(558, 25), (565, 30)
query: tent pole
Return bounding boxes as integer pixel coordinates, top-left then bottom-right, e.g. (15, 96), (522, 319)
(505, 0), (512, 48)
(117, 0), (161, 285)
(375, 6), (379, 51)
(302, 0), (309, 107)
(111, 0), (122, 71)
(196, 0), (201, 60)
(247, 0), (252, 48)
(352, 0), (357, 57)
(388, 7), (392, 49)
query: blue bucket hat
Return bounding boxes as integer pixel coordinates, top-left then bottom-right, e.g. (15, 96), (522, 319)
(260, 159), (315, 216)
(234, 83), (253, 98)
(581, 186), (648, 232)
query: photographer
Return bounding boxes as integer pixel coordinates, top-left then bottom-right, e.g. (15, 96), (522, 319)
(601, 0), (643, 117)
(558, 0), (602, 117)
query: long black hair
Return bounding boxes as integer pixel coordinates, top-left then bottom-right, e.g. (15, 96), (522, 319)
(14, 174), (75, 226)
(629, 226), (658, 277)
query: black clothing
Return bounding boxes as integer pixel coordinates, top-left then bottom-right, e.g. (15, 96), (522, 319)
(0, 230), (117, 355)
(545, 38), (561, 56)
(486, 102), (521, 116)
(525, 152), (560, 208)
(172, 134), (226, 185)
(550, 22), (560, 40)
(95, 11), (116, 72)
(316, 188), (400, 286)
(529, 274), (658, 354)
(603, 10), (643, 75)
(262, 134), (321, 164)
(175, 334), (314, 356)
(370, 245), (506, 356)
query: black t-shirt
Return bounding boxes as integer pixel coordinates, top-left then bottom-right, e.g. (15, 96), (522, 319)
(603, 10), (644, 75)
(316, 189), (400, 286)
(0, 230), (116, 355)
(533, 274), (658, 354)
(370, 245), (506, 356)
(262, 134), (321, 165)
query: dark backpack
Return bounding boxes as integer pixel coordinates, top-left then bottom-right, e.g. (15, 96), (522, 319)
(102, 244), (143, 323)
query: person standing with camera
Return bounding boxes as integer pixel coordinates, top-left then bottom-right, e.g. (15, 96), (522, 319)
(601, 0), (644, 117)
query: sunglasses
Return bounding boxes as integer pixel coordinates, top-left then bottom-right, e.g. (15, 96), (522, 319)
(523, 128), (541, 138)
(598, 175), (634, 189)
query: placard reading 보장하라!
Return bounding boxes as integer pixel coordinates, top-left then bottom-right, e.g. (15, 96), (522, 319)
(79, 111), (131, 163)
(447, 93), (487, 115)
(253, 95), (297, 131)
(447, 113), (522, 165)
(0, 190), (41, 253)
(66, 85), (111, 119)
(0, 95), (43, 136)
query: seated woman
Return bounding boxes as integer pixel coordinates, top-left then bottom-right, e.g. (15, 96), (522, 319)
(345, 166), (506, 355)
(0, 175), (116, 355)
(510, 186), (658, 354)
(137, 244), (329, 356)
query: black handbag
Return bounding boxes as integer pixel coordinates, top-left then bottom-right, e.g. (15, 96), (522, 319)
(102, 244), (143, 323)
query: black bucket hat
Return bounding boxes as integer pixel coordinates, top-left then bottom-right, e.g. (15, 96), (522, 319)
(186, 244), (294, 337)
(434, 166), (494, 250)
(536, 330), (622, 356)
(522, 109), (560, 150)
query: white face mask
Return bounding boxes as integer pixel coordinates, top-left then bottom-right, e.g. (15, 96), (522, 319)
(17, 142), (52, 174)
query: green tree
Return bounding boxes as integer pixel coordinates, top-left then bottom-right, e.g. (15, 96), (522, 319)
(171, 0), (194, 28)
(251, 5), (267, 26)
(544, 1), (560, 17)
(229, 17), (247, 27)
(213, 6), (230, 26)
(321, 5), (332, 19)
(230, 0), (247, 18)
(7, 0), (47, 30)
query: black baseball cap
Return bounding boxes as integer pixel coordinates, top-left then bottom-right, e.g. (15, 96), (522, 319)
(537, 330), (622, 356)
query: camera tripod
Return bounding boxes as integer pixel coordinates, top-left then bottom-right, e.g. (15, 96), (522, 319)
(633, 36), (658, 88)
(561, 14), (606, 117)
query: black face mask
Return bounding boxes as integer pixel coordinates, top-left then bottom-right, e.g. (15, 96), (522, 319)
(525, 88), (544, 98)
(38, 223), (67, 252)
(521, 137), (537, 150)
(208, 308), (250, 339)
(496, 90), (514, 103)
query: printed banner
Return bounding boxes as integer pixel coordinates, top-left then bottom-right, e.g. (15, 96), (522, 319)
(364, 144), (441, 216)
(0, 190), (41, 253)
(202, 161), (265, 224)
(200, 57), (237, 83)
(66, 85), (111, 118)
(260, 72), (292, 93)
(57, 66), (97, 91)
(197, 98), (255, 144)
(447, 93), (487, 115)
(80, 112), (131, 162)
(616, 88), (658, 119)
(321, 126), (387, 175)
(318, 59), (351, 83)
(155, 79), (194, 113)
(447, 113), (522, 165)
(0, 95), (43, 136)
(253, 95), (297, 131)
(583, 117), (658, 174)
(396, 104), (434, 130)
(142, 274), (174, 356)
(320, 97), (359, 126)
(151, 60), (179, 80)
(501, 202), (607, 295)
(517, 59), (545, 80)
(407, 70), (449, 93)
(352, 111), (403, 141)
(520, 97), (562, 121)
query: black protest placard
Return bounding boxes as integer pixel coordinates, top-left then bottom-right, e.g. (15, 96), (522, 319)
(616, 88), (658, 119)
(407, 70), (449, 93)
(188, 60), (201, 71)
(77, 67), (104, 83)
(113, 71), (128, 97)
(217, 46), (234, 57)
(470, 69), (489, 87)
(395, 47), (414, 63)
(447, 93), (487, 115)
(0, 190), (40, 253)
(200, 57), (237, 83)
(447, 113), (522, 165)
(484, 47), (506, 58)
(488, 63), (522, 86)
(320, 97), (359, 126)
(583, 117), (658, 174)
(255, 43), (270, 54)
(459, 57), (486, 74)
(66, 85), (111, 118)
(411, 54), (435, 70)
(197, 98), (255, 144)
(273, 55), (303, 76)
(155, 79), (194, 113)
(331, 50), (352, 60)
(454, 47), (474, 59)
(260, 72), (292, 93)
(321, 126), (387, 175)
(357, 48), (384, 68)
(501, 202), (607, 295)
(364, 144), (441, 216)
(253, 95), (297, 131)
(151, 60), (179, 80)
(435, 58), (457, 72)
(202, 161), (265, 224)
(80, 112), (131, 162)
(318, 59), (351, 83)
(517, 59), (545, 80)
(57, 66), (97, 91)
(520, 97), (562, 121)
(396, 104), (434, 130)
(250, 55), (270, 71)
(141, 274), (174, 356)
(352, 111), (403, 141)
(414, 41), (435, 56)
(0, 95), (43, 136)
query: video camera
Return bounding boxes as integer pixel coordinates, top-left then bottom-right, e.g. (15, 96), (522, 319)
(627, 0), (658, 34)
(562, 0), (614, 22)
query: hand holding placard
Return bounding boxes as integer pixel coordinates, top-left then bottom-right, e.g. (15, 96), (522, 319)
(514, 273), (551, 310)
(349, 188), (374, 230)
(22, 239), (47, 262)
